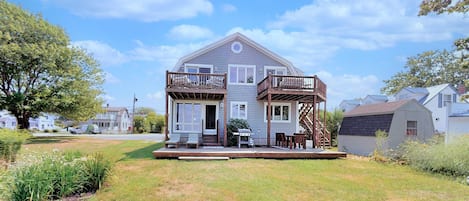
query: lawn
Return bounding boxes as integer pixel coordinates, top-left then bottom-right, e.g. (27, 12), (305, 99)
(8, 137), (469, 201)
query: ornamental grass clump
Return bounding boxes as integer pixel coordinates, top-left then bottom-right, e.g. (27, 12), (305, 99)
(2, 150), (112, 201)
(0, 129), (30, 164)
(400, 135), (469, 179)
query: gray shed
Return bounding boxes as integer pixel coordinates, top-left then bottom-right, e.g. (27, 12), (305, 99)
(338, 99), (434, 156)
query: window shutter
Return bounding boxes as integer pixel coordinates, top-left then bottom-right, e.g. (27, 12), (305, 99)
(438, 93), (442, 108)
(453, 94), (457, 103)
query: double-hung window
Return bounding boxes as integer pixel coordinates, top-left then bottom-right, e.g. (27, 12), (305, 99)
(264, 103), (291, 123)
(443, 94), (452, 107)
(230, 102), (247, 119)
(229, 64), (255, 85)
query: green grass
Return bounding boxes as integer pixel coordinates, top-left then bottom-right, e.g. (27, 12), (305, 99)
(7, 137), (469, 201)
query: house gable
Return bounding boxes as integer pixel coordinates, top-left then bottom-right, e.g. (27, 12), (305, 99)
(172, 32), (300, 76)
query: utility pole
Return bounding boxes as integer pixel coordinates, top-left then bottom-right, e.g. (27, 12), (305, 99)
(132, 94), (137, 134)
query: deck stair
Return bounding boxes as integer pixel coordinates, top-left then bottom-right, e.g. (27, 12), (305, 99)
(299, 103), (331, 148)
(202, 135), (220, 146)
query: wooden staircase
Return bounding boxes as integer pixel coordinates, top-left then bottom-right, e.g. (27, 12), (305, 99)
(299, 103), (331, 148)
(202, 135), (220, 146)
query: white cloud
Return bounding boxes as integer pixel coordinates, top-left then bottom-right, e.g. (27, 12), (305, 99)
(222, 4), (237, 13)
(314, 71), (381, 109)
(72, 40), (127, 67)
(101, 94), (115, 102)
(147, 91), (165, 101)
(44, 0), (213, 22)
(103, 72), (120, 84)
(168, 25), (213, 40)
(268, 0), (468, 50)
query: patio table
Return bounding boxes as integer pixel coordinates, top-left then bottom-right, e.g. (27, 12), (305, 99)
(285, 134), (294, 149)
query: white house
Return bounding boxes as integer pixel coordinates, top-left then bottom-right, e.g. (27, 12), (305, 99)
(339, 99), (362, 113)
(29, 114), (57, 131)
(91, 107), (131, 134)
(362, 95), (388, 105)
(339, 95), (389, 113)
(446, 103), (469, 143)
(394, 84), (461, 133)
(0, 110), (17, 129)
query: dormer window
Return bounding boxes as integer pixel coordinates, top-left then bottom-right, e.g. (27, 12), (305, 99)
(443, 94), (452, 107)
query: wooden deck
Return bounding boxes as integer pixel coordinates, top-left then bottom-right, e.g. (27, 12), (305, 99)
(153, 146), (346, 159)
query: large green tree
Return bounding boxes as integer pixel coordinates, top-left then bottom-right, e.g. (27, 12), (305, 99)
(419, 0), (468, 70)
(0, 1), (104, 129)
(381, 50), (468, 95)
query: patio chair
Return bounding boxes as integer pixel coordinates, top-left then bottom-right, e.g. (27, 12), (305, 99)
(186, 134), (200, 148)
(275, 132), (287, 147)
(293, 133), (306, 149)
(165, 134), (181, 148)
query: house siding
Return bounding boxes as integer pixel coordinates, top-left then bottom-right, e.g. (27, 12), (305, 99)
(171, 38), (299, 145)
(424, 86), (458, 133)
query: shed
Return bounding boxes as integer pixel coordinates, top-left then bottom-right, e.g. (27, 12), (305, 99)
(338, 99), (434, 156)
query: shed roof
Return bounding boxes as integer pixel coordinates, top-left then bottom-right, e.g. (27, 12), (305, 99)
(344, 99), (411, 117)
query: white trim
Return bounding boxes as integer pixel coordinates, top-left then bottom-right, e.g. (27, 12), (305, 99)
(231, 41), (243, 54)
(230, 101), (248, 119)
(263, 102), (292, 123)
(172, 100), (219, 134)
(228, 64), (256, 85)
(264, 66), (287, 77)
(172, 32), (299, 75)
(184, 63), (213, 73)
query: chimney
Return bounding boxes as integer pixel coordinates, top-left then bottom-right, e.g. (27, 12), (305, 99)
(458, 83), (466, 95)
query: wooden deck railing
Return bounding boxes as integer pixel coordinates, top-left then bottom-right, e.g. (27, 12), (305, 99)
(257, 75), (327, 98)
(166, 71), (227, 90)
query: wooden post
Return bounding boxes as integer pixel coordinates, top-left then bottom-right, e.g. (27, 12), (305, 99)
(267, 93), (272, 147)
(323, 100), (327, 148)
(223, 95), (227, 147)
(312, 96), (317, 149)
(165, 92), (169, 141)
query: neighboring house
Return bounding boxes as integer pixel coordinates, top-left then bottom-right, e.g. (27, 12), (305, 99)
(92, 107), (131, 134)
(0, 110), (17, 129)
(446, 103), (469, 143)
(394, 83), (461, 133)
(338, 99), (434, 156)
(339, 99), (361, 113)
(164, 32), (329, 147)
(29, 114), (57, 131)
(362, 95), (388, 105)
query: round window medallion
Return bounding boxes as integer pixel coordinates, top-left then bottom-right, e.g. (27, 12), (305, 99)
(231, 41), (243, 54)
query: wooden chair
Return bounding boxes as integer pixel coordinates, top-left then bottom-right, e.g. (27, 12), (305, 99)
(186, 134), (200, 149)
(293, 133), (306, 149)
(165, 134), (181, 148)
(275, 132), (287, 147)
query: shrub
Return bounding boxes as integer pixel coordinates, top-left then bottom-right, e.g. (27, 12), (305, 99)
(52, 129), (59, 133)
(371, 130), (389, 163)
(3, 150), (112, 200)
(44, 129), (50, 133)
(226, 119), (250, 146)
(399, 135), (469, 178)
(0, 129), (31, 164)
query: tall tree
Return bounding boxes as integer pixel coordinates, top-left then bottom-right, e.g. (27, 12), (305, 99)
(381, 50), (468, 95)
(419, 0), (468, 70)
(0, 1), (104, 129)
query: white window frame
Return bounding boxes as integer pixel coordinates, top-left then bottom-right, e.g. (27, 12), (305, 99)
(443, 94), (452, 107)
(264, 102), (291, 123)
(228, 64), (256, 85)
(406, 120), (417, 136)
(230, 101), (248, 119)
(184, 63), (213, 73)
(264, 66), (287, 77)
(173, 101), (202, 133)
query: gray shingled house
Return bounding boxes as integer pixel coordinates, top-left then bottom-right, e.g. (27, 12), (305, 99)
(338, 99), (434, 156)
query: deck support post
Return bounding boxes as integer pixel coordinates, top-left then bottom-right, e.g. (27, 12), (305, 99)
(312, 96), (317, 149)
(223, 95), (227, 147)
(165, 93), (169, 141)
(267, 93), (272, 147)
(323, 101), (327, 149)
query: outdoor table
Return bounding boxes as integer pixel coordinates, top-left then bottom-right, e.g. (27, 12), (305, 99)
(285, 134), (294, 149)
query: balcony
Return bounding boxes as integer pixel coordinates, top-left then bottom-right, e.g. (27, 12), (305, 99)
(257, 75), (326, 102)
(166, 71), (227, 100)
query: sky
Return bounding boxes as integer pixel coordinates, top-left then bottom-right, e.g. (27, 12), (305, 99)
(8, 0), (468, 114)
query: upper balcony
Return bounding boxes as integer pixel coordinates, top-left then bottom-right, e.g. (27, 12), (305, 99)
(257, 75), (327, 103)
(166, 71), (227, 100)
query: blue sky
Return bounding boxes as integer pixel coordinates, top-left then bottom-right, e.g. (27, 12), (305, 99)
(9, 0), (468, 114)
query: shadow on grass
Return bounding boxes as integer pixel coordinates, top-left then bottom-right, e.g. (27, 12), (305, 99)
(121, 142), (164, 160)
(26, 136), (77, 144)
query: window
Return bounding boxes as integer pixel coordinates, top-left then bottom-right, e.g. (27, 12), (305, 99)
(185, 64), (213, 83)
(264, 103), (291, 123)
(406, 121), (417, 136)
(443, 94), (452, 107)
(175, 103), (201, 132)
(231, 41), (243, 53)
(229, 65), (255, 85)
(231, 102), (247, 119)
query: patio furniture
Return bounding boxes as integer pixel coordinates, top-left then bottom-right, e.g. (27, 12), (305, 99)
(293, 133), (306, 149)
(165, 134), (181, 148)
(275, 132), (287, 147)
(186, 134), (200, 148)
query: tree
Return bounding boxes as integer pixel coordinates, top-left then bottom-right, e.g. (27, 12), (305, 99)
(419, 0), (469, 70)
(318, 109), (344, 146)
(133, 116), (146, 133)
(0, 1), (104, 129)
(381, 50), (469, 95)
